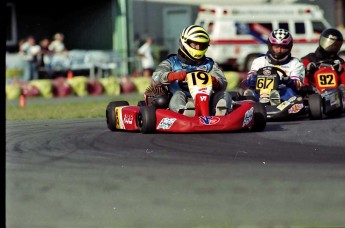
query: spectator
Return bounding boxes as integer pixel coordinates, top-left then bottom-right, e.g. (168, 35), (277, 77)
(19, 35), (41, 81)
(138, 37), (155, 77)
(49, 33), (67, 53)
(39, 38), (51, 65)
(48, 33), (69, 74)
(39, 38), (53, 78)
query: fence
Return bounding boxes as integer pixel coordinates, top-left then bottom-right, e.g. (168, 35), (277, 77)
(6, 50), (143, 82)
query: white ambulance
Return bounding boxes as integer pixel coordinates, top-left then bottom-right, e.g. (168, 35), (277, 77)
(195, 3), (345, 72)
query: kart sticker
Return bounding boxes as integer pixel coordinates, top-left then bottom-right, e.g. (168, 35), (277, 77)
(199, 116), (220, 125)
(157, 118), (176, 130)
(115, 107), (124, 129)
(256, 76), (275, 90)
(288, 96), (296, 102)
(330, 93), (341, 107)
(123, 114), (134, 124)
(242, 107), (254, 127)
(277, 101), (290, 111)
(288, 104), (303, 114)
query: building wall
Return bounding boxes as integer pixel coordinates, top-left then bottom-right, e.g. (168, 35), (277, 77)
(6, 0), (114, 52)
(7, 0), (341, 54)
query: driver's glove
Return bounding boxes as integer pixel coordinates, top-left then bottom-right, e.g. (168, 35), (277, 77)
(168, 71), (186, 82)
(292, 79), (303, 90)
(282, 76), (302, 90)
(246, 72), (257, 88)
(281, 75), (292, 85)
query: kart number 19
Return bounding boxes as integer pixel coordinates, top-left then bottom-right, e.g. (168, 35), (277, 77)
(187, 71), (212, 87)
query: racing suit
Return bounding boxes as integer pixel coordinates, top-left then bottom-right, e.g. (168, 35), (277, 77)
(301, 47), (345, 93)
(245, 54), (305, 101)
(152, 50), (231, 115)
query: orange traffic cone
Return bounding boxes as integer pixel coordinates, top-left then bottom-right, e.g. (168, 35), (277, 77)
(20, 94), (26, 108)
(67, 70), (73, 79)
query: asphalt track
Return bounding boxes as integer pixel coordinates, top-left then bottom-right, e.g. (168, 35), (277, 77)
(6, 113), (345, 227)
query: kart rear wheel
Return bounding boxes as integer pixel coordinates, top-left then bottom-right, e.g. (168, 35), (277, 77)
(137, 106), (156, 134)
(250, 102), (267, 132)
(308, 94), (322, 120)
(106, 101), (129, 131)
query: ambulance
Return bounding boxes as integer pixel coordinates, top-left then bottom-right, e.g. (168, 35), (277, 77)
(195, 3), (345, 72)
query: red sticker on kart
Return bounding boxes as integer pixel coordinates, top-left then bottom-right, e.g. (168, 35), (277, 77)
(199, 116), (220, 125)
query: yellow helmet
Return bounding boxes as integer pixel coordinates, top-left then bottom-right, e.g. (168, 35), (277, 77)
(179, 25), (210, 61)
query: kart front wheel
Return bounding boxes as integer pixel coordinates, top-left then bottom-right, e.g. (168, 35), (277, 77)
(250, 102), (267, 132)
(137, 106), (156, 134)
(106, 101), (129, 131)
(308, 94), (322, 120)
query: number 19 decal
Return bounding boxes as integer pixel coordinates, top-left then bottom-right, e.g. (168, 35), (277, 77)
(187, 71), (212, 87)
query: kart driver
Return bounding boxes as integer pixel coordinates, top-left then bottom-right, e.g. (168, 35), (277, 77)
(301, 28), (345, 94)
(151, 25), (232, 116)
(244, 29), (305, 105)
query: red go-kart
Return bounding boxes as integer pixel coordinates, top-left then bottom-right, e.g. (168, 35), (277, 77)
(302, 60), (344, 119)
(106, 71), (267, 133)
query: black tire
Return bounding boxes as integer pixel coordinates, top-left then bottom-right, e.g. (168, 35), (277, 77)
(106, 101), (129, 131)
(137, 106), (156, 134)
(250, 102), (267, 132)
(308, 94), (322, 120)
(137, 100), (146, 106)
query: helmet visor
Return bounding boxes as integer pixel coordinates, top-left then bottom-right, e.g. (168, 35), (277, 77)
(187, 40), (209, 50)
(320, 36), (342, 53)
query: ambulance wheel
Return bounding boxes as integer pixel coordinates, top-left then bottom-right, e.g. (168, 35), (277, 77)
(137, 106), (156, 134)
(106, 101), (129, 131)
(308, 94), (322, 120)
(250, 102), (267, 132)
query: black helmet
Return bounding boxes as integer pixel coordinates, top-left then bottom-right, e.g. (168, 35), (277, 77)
(319, 28), (343, 55)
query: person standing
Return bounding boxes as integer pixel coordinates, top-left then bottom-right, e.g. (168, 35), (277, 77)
(48, 33), (67, 53)
(48, 33), (69, 74)
(19, 35), (41, 81)
(138, 37), (155, 77)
